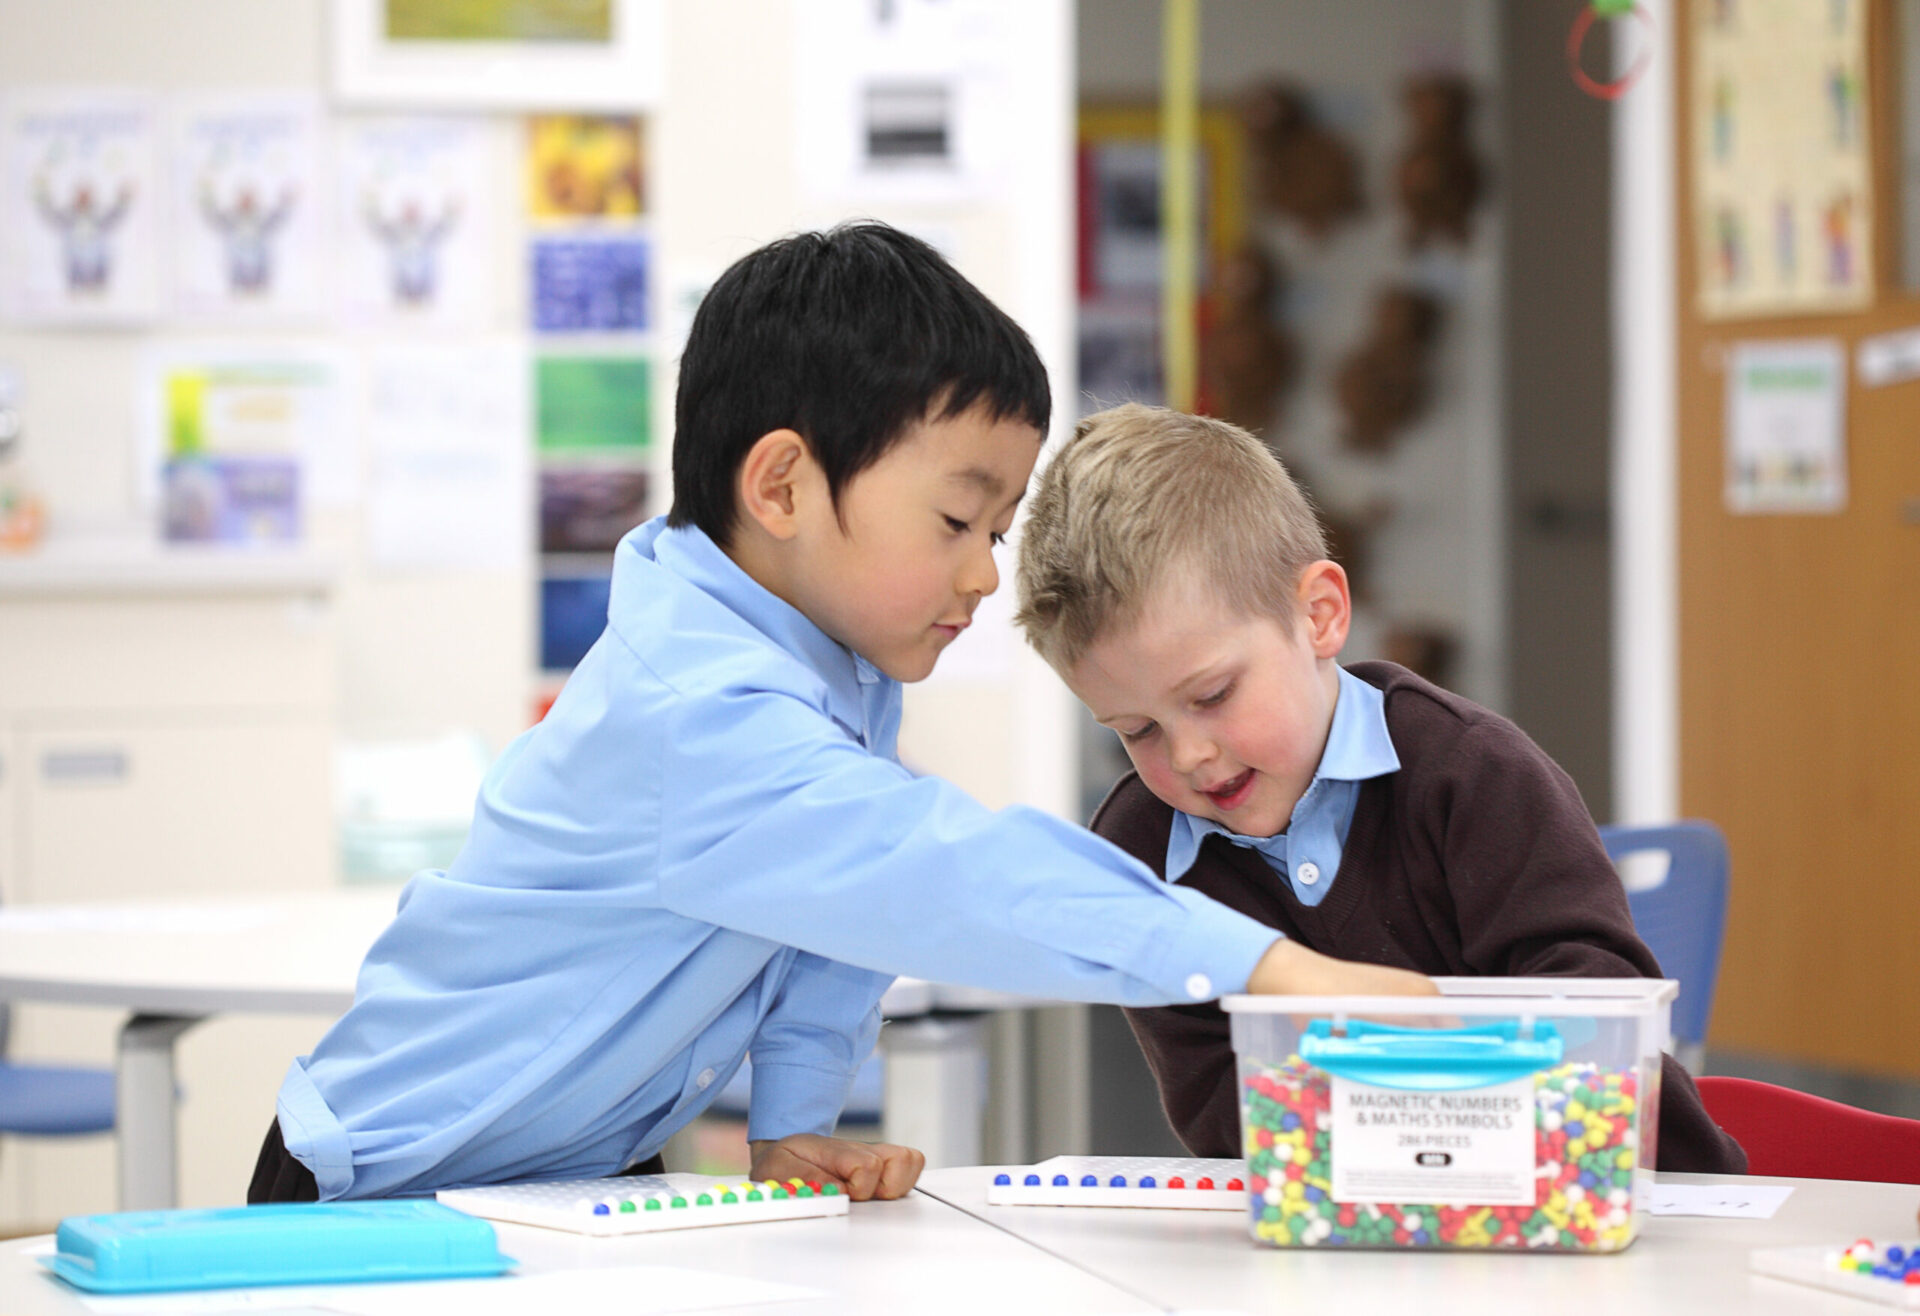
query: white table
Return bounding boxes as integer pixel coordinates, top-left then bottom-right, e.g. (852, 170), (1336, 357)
(4, 1170), (1913, 1313)
(0, 892), (1043, 1210)
(0, 1188), (1157, 1315)
(918, 1166), (1920, 1313)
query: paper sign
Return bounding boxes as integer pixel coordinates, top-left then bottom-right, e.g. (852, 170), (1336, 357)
(168, 94), (323, 321)
(1857, 326), (1920, 388)
(1328, 1077), (1536, 1206)
(0, 90), (160, 323)
(335, 115), (494, 328)
(1725, 339), (1847, 514)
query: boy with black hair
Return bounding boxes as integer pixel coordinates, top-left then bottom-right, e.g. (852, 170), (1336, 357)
(250, 223), (1428, 1204)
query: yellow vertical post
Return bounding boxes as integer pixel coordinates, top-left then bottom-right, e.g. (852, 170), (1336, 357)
(1160, 0), (1201, 412)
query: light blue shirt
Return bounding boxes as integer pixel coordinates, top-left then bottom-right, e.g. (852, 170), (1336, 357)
(1166, 666), (1399, 907)
(278, 517), (1281, 1199)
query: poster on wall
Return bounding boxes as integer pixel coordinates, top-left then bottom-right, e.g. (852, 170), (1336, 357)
(168, 94), (325, 322)
(1691, 0), (1873, 318)
(530, 234), (648, 332)
(1724, 338), (1847, 514)
(365, 339), (531, 570)
(331, 0), (663, 110)
(0, 90), (160, 324)
(791, 0), (1014, 206)
(136, 347), (352, 544)
(534, 354), (650, 453)
(334, 115), (494, 329)
(526, 114), (644, 220)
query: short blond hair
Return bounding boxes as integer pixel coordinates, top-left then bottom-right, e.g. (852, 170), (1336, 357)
(1014, 403), (1328, 671)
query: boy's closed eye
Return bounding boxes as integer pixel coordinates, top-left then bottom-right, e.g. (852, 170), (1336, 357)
(941, 513), (1008, 546)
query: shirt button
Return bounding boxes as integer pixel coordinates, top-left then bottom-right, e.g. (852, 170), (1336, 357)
(1185, 973), (1213, 1001)
(1296, 861), (1321, 887)
(696, 1068), (717, 1089)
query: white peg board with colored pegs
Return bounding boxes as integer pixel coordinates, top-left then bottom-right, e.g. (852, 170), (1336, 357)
(986, 1156), (1248, 1209)
(1750, 1241), (1920, 1309)
(437, 1173), (849, 1236)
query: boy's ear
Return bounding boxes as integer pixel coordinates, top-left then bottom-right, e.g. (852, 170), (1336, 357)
(737, 429), (816, 541)
(1296, 559), (1351, 660)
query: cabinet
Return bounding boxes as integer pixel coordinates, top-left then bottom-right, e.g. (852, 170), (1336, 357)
(0, 547), (338, 1224)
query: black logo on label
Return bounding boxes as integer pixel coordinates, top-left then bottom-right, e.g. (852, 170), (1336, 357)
(1415, 1151), (1453, 1167)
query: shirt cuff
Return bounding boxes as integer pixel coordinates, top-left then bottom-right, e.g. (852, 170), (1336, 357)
(1144, 891), (1285, 1002)
(745, 1061), (857, 1143)
(275, 1057), (359, 1201)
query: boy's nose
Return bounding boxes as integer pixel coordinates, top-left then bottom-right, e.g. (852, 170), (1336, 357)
(960, 539), (1000, 598)
(1166, 726), (1213, 776)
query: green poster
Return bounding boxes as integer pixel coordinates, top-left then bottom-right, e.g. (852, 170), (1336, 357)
(535, 356), (650, 453)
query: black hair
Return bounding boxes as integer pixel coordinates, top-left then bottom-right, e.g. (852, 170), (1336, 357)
(667, 221), (1051, 546)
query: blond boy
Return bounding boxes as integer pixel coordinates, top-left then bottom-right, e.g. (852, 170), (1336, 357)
(1015, 403), (1746, 1173)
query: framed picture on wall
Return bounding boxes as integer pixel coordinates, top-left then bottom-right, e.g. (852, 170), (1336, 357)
(331, 0), (664, 110)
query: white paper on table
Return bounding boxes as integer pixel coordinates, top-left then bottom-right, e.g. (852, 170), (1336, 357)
(59, 1262), (820, 1316)
(1723, 338), (1847, 514)
(167, 94), (325, 323)
(1647, 1182), (1794, 1218)
(0, 89), (161, 323)
(364, 339), (531, 571)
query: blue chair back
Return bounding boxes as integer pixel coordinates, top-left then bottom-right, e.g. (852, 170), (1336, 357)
(1596, 821), (1730, 1058)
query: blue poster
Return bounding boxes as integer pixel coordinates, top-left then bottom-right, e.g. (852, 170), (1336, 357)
(530, 235), (649, 332)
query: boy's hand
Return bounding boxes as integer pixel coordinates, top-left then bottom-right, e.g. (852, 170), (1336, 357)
(748, 1133), (925, 1201)
(1246, 937), (1441, 998)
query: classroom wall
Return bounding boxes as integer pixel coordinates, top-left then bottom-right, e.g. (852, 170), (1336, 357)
(0, 0), (1082, 1220)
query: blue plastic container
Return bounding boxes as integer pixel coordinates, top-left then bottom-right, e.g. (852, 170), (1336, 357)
(44, 1200), (514, 1293)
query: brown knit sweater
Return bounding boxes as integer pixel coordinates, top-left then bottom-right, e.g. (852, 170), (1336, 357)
(1090, 660), (1747, 1174)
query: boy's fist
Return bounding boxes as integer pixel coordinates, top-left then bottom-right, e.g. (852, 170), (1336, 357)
(748, 1133), (925, 1200)
(1247, 937), (1441, 998)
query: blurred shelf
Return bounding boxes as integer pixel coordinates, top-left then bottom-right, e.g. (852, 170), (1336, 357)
(0, 538), (338, 598)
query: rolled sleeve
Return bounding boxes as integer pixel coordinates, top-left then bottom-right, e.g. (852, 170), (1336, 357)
(746, 952), (888, 1141)
(275, 1058), (359, 1202)
(745, 1061), (860, 1142)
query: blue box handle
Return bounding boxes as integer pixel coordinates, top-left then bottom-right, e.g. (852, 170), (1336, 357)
(1300, 1020), (1565, 1091)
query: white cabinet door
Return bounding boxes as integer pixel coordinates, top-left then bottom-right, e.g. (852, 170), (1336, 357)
(20, 719), (334, 902)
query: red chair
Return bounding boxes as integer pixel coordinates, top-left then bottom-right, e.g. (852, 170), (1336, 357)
(1696, 1075), (1920, 1184)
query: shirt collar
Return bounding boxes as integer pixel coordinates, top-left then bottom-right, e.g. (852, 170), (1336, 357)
(617, 517), (879, 737)
(1164, 665), (1400, 879)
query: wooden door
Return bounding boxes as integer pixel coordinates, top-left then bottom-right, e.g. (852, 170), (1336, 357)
(1677, 0), (1920, 1076)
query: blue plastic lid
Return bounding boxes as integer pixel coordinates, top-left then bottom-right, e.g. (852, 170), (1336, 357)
(44, 1200), (514, 1294)
(1300, 1019), (1565, 1091)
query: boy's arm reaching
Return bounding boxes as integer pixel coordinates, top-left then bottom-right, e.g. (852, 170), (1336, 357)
(655, 687), (1286, 1006)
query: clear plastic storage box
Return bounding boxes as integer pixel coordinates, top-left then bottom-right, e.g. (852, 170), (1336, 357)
(1223, 977), (1676, 1254)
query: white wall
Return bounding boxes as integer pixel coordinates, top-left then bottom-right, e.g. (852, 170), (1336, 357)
(657, 0), (1079, 814)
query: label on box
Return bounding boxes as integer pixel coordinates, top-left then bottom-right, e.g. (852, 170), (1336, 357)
(1328, 1076), (1535, 1206)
